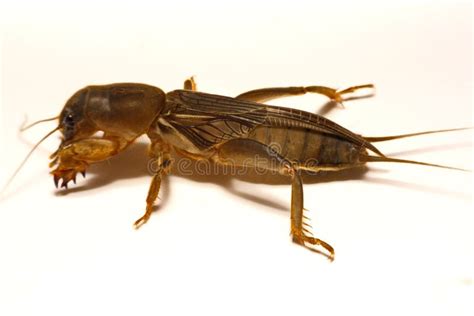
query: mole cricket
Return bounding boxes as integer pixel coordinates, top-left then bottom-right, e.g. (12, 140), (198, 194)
(4, 77), (470, 260)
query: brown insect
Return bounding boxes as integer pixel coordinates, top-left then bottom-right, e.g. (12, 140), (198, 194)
(5, 77), (469, 260)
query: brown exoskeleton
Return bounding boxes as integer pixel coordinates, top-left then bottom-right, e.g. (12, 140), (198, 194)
(7, 77), (469, 260)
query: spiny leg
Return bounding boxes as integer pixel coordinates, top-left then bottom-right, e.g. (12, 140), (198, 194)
(213, 138), (334, 259)
(235, 84), (374, 105)
(288, 168), (334, 260)
(183, 76), (197, 91)
(134, 171), (163, 228)
(51, 137), (123, 188)
(134, 140), (172, 228)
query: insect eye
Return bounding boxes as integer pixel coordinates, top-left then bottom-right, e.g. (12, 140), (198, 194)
(62, 113), (76, 141)
(64, 114), (74, 126)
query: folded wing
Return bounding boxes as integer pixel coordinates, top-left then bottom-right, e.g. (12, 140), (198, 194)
(164, 90), (382, 156)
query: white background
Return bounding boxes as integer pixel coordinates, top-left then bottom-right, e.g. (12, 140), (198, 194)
(0, 1), (472, 315)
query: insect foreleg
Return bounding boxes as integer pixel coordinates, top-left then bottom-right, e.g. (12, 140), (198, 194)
(134, 140), (172, 228)
(213, 138), (334, 259)
(51, 138), (122, 188)
(235, 84), (374, 105)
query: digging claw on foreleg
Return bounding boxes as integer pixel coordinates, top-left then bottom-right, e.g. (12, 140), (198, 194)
(51, 165), (87, 189)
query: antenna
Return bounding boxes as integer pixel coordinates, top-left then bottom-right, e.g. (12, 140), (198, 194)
(0, 126), (60, 198)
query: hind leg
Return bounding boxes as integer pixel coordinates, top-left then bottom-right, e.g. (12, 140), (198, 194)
(214, 138), (335, 260)
(236, 84), (374, 106)
(288, 167), (334, 260)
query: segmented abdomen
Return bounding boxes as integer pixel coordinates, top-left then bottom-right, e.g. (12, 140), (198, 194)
(246, 126), (365, 168)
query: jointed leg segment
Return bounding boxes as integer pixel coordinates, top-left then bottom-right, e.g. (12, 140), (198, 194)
(236, 84), (374, 105)
(214, 138), (335, 259)
(134, 140), (172, 228)
(183, 76), (197, 91)
(183, 76), (373, 107)
(288, 168), (334, 260)
(133, 168), (166, 228)
(50, 137), (122, 188)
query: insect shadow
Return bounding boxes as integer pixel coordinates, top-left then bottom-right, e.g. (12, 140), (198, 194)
(53, 137), (470, 214)
(53, 139), (372, 212)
